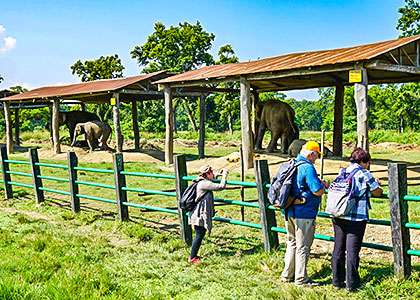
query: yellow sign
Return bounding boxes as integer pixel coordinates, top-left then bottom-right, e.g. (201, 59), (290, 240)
(349, 70), (362, 83)
(158, 84), (164, 91)
(110, 97), (116, 106)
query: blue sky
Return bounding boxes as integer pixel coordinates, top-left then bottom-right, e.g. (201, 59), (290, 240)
(0, 0), (406, 100)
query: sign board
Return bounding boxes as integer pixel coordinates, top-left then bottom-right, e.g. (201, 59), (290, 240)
(158, 84), (164, 91)
(349, 70), (362, 83)
(110, 97), (116, 106)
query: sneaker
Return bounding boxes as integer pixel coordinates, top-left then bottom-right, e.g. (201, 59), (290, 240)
(346, 287), (359, 293)
(295, 279), (321, 287)
(187, 256), (201, 264)
(333, 282), (346, 290)
(281, 277), (294, 283)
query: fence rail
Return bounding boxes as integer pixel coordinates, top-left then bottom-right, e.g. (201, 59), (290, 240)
(0, 147), (419, 278)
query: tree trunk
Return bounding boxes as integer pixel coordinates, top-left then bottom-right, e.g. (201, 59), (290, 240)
(228, 109), (233, 135)
(182, 98), (197, 131)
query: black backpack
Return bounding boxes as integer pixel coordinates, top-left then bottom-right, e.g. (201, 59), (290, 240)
(267, 159), (308, 210)
(179, 182), (208, 212)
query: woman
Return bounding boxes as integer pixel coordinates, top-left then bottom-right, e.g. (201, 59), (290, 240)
(188, 165), (229, 264)
(331, 148), (383, 292)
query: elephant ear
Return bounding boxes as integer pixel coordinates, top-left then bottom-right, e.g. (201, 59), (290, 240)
(255, 102), (264, 119)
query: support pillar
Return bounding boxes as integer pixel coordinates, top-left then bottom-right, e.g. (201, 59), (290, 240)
(240, 76), (254, 169)
(3, 102), (13, 154)
(333, 83), (344, 156)
(132, 101), (140, 151)
(112, 93), (123, 153)
(14, 108), (20, 146)
(354, 67), (369, 151)
(198, 93), (206, 159)
(252, 90), (259, 144)
(164, 86), (174, 165)
(52, 99), (61, 154)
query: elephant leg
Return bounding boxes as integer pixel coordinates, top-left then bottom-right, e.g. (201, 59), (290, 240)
(254, 125), (266, 150)
(69, 125), (75, 144)
(87, 137), (94, 153)
(266, 131), (281, 153)
(101, 131), (110, 150)
(280, 132), (290, 154)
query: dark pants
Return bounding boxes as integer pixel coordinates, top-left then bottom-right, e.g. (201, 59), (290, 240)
(190, 226), (206, 258)
(331, 218), (367, 290)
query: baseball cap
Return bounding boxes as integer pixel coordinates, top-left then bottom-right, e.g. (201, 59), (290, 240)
(199, 165), (213, 175)
(302, 141), (324, 156)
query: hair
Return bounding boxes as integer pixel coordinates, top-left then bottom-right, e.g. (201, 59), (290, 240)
(199, 165), (213, 178)
(300, 149), (317, 157)
(350, 147), (371, 164)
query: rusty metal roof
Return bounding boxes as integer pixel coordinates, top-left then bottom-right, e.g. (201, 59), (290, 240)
(1, 70), (170, 102)
(156, 35), (420, 84)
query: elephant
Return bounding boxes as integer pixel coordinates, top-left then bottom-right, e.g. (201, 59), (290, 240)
(57, 111), (100, 142)
(288, 139), (333, 157)
(254, 100), (299, 153)
(71, 120), (112, 152)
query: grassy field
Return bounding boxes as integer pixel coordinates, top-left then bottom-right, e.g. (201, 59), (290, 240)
(0, 133), (420, 299)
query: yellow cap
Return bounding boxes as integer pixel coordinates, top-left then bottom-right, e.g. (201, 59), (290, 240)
(302, 141), (324, 156)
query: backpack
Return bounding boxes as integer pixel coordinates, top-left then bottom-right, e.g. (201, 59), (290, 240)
(179, 182), (208, 212)
(267, 159), (308, 210)
(325, 167), (363, 217)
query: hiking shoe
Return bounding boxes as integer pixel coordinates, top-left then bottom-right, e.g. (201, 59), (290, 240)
(295, 279), (321, 287)
(333, 282), (346, 290)
(187, 256), (201, 264)
(346, 287), (359, 293)
(281, 277), (294, 283)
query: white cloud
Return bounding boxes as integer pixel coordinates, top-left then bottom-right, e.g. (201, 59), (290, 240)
(0, 25), (17, 54)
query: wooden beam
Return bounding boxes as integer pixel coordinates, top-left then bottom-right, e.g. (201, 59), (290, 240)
(354, 67), (369, 151)
(198, 93), (205, 159)
(402, 47), (416, 66)
(164, 86), (174, 165)
(417, 41), (419, 67)
(333, 83), (344, 156)
(52, 99), (61, 154)
(112, 93), (123, 153)
(399, 48), (403, 65)
(366, 61), (420, 74)
(177, 86), (240, 93)
(240, 76), (254, 170)
(14, 108), (20, 146)
(132, 101), (140, 150)
(3, 102), (13, 154)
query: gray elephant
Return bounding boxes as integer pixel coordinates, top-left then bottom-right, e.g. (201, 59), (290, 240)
(254, 100), (299, 153)
(71, 120), (112, 152)
(288, 139), (333, 157)
(58, 111), (100, 142)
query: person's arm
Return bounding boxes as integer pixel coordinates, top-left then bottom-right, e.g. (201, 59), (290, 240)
(313, 187), (325, 196)
(304, 165), (325, 196)
(201, 171), (228, 191)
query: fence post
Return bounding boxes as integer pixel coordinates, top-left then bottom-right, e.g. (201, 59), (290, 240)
(174, 154), (192, 245)
(113, 153), (129, 221)
(67, 151), (80, 213)
(255, 159), (279, 252)
(0, 146), (13, 199)
(29, 148), (44, 203)
(388, 162), (411, 278)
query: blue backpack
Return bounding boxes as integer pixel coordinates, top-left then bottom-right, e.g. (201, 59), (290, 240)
(268, 159), (308, 210)
(325, 167), (364, 217)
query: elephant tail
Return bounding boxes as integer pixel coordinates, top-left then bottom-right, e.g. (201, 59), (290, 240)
(287, 114), (296, 133)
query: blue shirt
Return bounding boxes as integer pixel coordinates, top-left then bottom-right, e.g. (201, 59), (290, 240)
(339, 163), (379, 221)
(285, 155), (324, 219)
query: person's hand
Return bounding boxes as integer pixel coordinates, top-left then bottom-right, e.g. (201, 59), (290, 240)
(220, 168), (229, 176)
(375, 178), (382, 186)
(321, 180), (330, 189)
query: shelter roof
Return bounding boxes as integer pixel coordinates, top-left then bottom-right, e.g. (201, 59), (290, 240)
(156, 35), (420, 91)
(0, 71), (174, 103)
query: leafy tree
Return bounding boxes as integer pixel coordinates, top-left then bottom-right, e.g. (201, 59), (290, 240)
(131, 21), (215, 73)
(0, 74), (3, 83)
(9, 85), (28, 93)
(70, 54), (125, 121)
(397, 0), (420, 37)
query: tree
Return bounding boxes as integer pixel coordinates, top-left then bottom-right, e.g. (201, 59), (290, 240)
(131, 21), (215, 73)
(9, 85), (28, 93)
(0, 74), (3, 83)
(397, 0), (420, 37)
(70, 54), (125, 121)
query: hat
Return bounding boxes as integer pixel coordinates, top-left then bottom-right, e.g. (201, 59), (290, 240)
(302, 141), (324, 156)
(199, 164), (213, 175)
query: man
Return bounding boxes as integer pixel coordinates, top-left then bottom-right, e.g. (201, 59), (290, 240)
(281, 141), (329, 287)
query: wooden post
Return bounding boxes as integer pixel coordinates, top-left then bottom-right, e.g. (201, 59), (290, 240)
(255, 159), (279, 252)
(113, 153), (129, 221)
(67, 151), (80, 213)
(112, 93), (123, 153)
(132, 101), (140, 151)
(52, 99), (61, 154)
(252, 90), (260, 143)
(354, 67), (369, 151)
(240, 76), (254, 169)
(333, 83), (344, 156)
(240, 146), (245, 222)
(320, 130), (325, 179)
(48, 103), (53, 145)
(0, 146), (13, 198)
(198, 93), (206, 159)
(388, 163), (411, 278)
(29, 148), (44, 203)
(3, 102), (13, 154)
(14, 108), (20, 146)
(80, 102), (86, 111)
(174, 154), (192, 245)
(164, 86), (174, 165)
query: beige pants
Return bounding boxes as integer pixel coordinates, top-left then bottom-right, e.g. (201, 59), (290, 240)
(281, 217), (316, 284)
